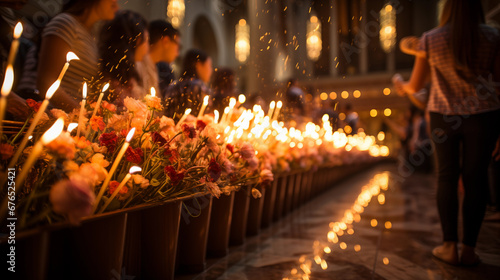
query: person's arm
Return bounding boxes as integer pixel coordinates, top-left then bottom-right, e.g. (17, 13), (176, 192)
(36, 35), (78, 111)
(393, 56), (430, 110)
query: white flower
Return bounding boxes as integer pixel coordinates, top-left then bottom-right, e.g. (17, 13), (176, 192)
(206, 182), (222, 198)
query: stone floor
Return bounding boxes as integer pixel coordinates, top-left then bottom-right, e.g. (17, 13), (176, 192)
(177, 163), (500, 280)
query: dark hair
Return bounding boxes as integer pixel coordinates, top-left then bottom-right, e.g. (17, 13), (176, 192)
(148, 20), (179, 45)
(212, 68), (235, 95)
(440, 0), (485, 74)
(63, 0), (101, 16)
(98, 10), (148, 86)
(181, 49), (210, 80)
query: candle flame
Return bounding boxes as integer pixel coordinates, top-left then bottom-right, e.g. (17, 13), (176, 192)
(214, 110), (219, 124)
(45, 80), (61, 100)
(277, 100), (283, 108)
(82, 82), (87, 99)
(229, 97), (236, 108)
(238, 94), (246, 103)
(126, 127), (136, 142)
(150, 87), (156, 97)
(270, 101), (276, 109)
(129, 166), (142, 174)
(66, 52), (79, 62)
(185, 108), (192, 115)
(13, 22), (23, 39)
(67, 123), (78, 133)
(203, 95), (209, 105)
(1, 65), (14, 97)
(102, 83), (110, 92)
(41, 117), (64, 145)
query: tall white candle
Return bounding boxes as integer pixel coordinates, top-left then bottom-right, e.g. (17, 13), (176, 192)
(57, 52), (79, 82)
(273, 101), (283, 122)
(176, 108), (192, 127)
(226, 97), (237, 125)
(0, 65), (14, 139)
(93, 127), (136, 213)
(76, 82), (87, 138)
(6, 22), (22, 69)
(98, 166), (142, 213)
(268, 101), (276, 118)
(8, 80), (60, 169)
(91, 83), (109, 118)
(197, 95), (209, 118)
(213, 110), (220, 124)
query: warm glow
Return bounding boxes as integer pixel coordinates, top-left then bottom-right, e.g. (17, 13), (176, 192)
(167, 0), (185, 29)
(66, 52), (79, 62)
(82, 82), (87, 99)
(229, 97), (237, 108)
(185, 108), (192, 115)
(383, 88), (391, 95)
(341, 91), (349, 99)
(371, 219), (378, 227)
(41, 118), (64, 145)
(126, 128), (136, 142)
(339, 242), (347, 250)
(45, 80), (61, 100)
(380, 4), (396, 53)
(102, 83), (110, 92)
(354, 245), (361, 252)
(320, 92), (328, 100)
(377, 131), (385, 141)
(329, 92), (337, 99)
(276, 101), (283, 109)
(338, 113), (346, 120)
(235, 18), (250, 63)
(307, 14), (322, 61)
(320, 260), (328, 270)
(384, 108), (392, 116)
(270, 101), (276, 109)
(129, 166), (142, 174)
(13, 22), (23, 39)
(378, 193), (385, 205)
(380, 145), (390, 156)
(324, 247), (331, 254)
(383, 257), (389, 265)
(385, 221), (392, 229)
(370, 109), (378, 117)
(150, 87), (156, 97)
(203, 95), (209, 106)
(353, 90), (361, 98)
(1, 65), (14, 96)
(238, 94), (246, 103)
(67, 123), (78, 133)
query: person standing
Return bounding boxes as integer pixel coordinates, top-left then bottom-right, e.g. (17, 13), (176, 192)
(393, 0), (500, 266)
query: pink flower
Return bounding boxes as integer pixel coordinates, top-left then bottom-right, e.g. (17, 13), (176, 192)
(90, 115), (105, 131)
(207, 158), (222, 182)
(260, 169), (274, 184)
(248, 157), (259, 171)
(102, 101), (117, 112)
(0, 143), (14, 160)
(240, 143), (255, 160)
(222, 159), (234, 174)
(45, 132), (76, 159)
(50, 175), (95, 225)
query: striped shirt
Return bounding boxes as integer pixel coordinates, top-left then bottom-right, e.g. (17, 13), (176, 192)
(418, 24), (500, 115)
(43, 13), (98, 99)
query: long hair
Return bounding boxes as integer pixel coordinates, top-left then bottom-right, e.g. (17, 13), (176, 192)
(181, 49), (209, 80)
(63, 0), (102, 16)
(440, 0), (485, 74)
(98, 10), (148, 86)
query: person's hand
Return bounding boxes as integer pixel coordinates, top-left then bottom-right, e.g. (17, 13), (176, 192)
(6, 92), (30, 120)
(493, 136), (500, 161)
(392, 74), (406, 97)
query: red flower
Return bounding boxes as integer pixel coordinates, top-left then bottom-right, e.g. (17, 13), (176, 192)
(226, 144), (235, 154)
(99, 132), (118, 153)
(109, 180), (128, 195)
(163, 147), (179, 162)
(90, 115), (105, 131)
(207, 158), (222, 182)
(196, 120), (207, 132)
(26, 99), (41, 112)
(125, 147), (143, 164)
(181, 123), (197, 139)
(164, 166), (185, 185)
(152, 132), (167, 146)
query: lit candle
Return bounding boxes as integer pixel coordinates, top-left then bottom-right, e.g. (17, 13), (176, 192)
(0, 65), (14, 140)
(7, 80), (60, 168)
(226, 97), (237, 124)
(150, 87), (156, 97)
(197, 95), (209, 118)
(57, 52), (79, 82)
(98, 166), (142, 213)
(273, 101), (283, 122)
(213, 110), (219, 124)
(93, 127), (136, 213)
(238, 94), (246, 104)
(0, 118), (64, 221)
(76, 82), (87, 138)
(176, 108), (191, 127)
(221, 107), (229, 125)
(67, 123), (78, 133)
(91, 83), (109, 118)
(268, 101), (276, 118)
(6, 22), (23, 69)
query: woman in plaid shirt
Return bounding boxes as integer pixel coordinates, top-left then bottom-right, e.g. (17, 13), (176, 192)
(393, 0), (500, 266)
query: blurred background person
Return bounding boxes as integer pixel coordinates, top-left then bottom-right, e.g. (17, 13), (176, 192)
(164, 48), (212, 121)
(98, 10), (148, 106)
(37, 0), (118, 111)
(211, 67), (237, 114)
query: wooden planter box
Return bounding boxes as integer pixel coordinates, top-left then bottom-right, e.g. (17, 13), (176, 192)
(273, 175), (288, 221)
(207, 192), (235, 257)
(246, 185), (266, 236)
(261, 177), (279, 228)
(229, 187), (251, 246)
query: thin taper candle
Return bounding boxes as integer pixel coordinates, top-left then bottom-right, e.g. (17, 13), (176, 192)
(76, 82), (87, 138)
